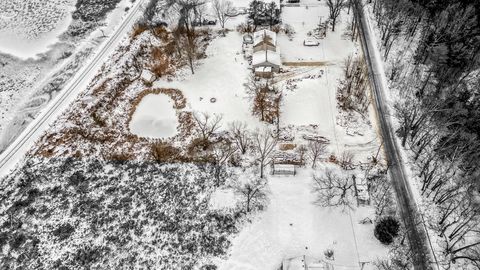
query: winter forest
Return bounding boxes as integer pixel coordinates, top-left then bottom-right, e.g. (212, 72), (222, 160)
(372, 0), (480, 268)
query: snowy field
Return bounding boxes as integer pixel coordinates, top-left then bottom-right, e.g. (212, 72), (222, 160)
(152, 30), (262, 128)
(279, 3), (355, 63)
(0, 0), (389, 268)
(130, 94), (179, 139)
(216, 167), (387, 270)
(0, 0), (75, 59)
(0, 0), (133, 154)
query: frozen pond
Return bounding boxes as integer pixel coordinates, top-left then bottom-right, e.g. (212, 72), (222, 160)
(129, 94), (179, 139)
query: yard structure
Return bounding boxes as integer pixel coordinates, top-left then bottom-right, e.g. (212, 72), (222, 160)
(253, 49), (281, 73)
(252, 29), (281, 77)
(140, 69), (156, 84)
(253, 29), (278, 52)
(282, 256), (333, 270)
(272, 163), (297, 176)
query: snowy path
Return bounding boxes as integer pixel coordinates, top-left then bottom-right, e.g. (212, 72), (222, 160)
(0, 0), (146, 178)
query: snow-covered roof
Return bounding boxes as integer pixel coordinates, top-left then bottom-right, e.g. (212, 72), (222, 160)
(253, 29), (277, 47)
(252, 50), (281, 66)
(141, 69), (156, 82)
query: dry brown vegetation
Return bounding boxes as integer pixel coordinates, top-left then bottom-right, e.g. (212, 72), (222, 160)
(279, 143), (296, 151)
(31, 26), (205, 160)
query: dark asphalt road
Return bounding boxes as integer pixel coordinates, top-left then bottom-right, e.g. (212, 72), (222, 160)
(353, 1), (433, 269)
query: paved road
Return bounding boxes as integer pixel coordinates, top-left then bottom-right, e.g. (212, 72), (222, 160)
(0, 0), (146, 179)
(353, 1), (433, 269)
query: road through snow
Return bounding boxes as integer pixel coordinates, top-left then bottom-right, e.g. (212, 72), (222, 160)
(354, 1), (434, 269)
(0, 0), (146, 178)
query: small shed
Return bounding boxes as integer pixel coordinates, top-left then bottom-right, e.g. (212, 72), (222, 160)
(141, 69), (156, 83)
(272, 164), (296, 176)
(252, 49), (281, 72)
(282, 256), (333, 270)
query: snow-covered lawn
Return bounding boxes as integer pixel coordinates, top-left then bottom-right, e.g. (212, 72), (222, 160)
(153, 30), (262, 127)
(278, 1), (355, 63)
(129, 94), (179, 139)
(217, 168), (387, 270)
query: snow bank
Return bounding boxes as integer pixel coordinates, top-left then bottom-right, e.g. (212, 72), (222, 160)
(129, 94), (179, 139)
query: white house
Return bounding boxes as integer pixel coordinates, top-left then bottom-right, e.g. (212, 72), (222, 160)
(252, 49), (281, 73)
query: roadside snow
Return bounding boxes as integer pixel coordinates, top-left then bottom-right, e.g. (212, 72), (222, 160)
(129, 94), (179, 139)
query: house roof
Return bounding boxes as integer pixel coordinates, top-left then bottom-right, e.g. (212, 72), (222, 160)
(253, 29), (277, 47)
(141, 69), (156, 82)
(252, 50), (281, 66)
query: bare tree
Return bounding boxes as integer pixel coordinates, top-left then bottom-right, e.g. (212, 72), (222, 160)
(312, 169), (354, 209)
(193, 112), (223, 141)
(337, 55), (370, 114)
(307, 141), (327, 168)
(211, 139), (237, 185)
(228, 121), (251, 154)
(171, 0), (206, 74)
(232, 169), (268, 213)
(212, 0), (233, 35)
(339, 150), (354, 170)
(367, 169), (394, 218)
(252, 129), (277, 178)
(326, 0), (346, 32)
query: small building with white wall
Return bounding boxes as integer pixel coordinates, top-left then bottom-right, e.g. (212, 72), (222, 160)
(252, 49), (281, 74)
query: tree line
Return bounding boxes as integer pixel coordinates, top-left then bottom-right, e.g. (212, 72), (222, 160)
(370, 0), (480, 267)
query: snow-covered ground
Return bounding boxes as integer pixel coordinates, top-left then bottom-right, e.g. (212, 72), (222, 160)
(216, 167), (387, 270)
(0, 0), (134, 154)
(279, 3), (355, 63)
(152, 30), (263, 128)
(143, 2), (385, 268)
(0, 0), (389, 267)
(0, 0), (75, 59)
(129, 94), (179, 139)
